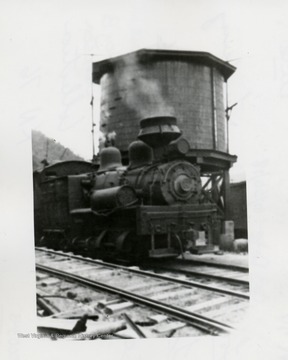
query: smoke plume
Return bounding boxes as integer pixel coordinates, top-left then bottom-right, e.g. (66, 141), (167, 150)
(114, 52), (175, 119)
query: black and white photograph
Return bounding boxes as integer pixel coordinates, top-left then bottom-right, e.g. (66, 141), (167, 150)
(33, 48), (249, 340)
(1, 0), (288, 359)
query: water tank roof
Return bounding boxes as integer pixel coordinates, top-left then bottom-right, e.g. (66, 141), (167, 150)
(92, 48), (236, 83)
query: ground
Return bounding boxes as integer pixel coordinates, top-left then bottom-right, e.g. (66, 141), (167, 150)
(182, 252), (249, 269)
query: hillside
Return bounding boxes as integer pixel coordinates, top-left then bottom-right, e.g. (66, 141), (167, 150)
(32, 130), (84, 171)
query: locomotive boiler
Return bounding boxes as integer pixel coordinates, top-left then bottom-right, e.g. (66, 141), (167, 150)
(35, 116), (219, 261)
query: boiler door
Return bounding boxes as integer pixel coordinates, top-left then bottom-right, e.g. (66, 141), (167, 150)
(161, 162), (201, 204)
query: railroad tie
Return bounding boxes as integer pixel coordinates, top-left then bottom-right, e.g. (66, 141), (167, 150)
(153, 321), (186, 334)
(151, 288), (192, 301)
(104, 301), (134, 315)
(204, 300), (248, 319)
(184, 296), (231, 313)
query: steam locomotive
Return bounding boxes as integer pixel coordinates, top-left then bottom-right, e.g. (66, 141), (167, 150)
(34, 116), (219, 262)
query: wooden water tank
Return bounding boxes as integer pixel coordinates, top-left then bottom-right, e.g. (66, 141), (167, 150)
(93, 49), (236, 154)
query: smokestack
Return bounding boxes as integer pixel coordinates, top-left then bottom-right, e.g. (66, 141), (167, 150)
(138, 116), (181, 148)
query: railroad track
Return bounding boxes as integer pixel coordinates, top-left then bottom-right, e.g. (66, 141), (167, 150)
(35, 247), (249, 339)
(142, 258), (249, 287)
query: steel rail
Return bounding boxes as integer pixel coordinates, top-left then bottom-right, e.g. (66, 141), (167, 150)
(146, 264), (249, 287)
(36, 263), (234, 335)
(134, 269), (249, 299)
(35, 247), (249, 299)
(168, 258), (249, 273)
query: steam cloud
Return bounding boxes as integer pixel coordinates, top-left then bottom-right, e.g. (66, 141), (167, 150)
(112, 52), (175, 119)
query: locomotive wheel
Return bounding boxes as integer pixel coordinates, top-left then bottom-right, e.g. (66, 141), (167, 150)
(122, 233), (135, 256)
(115, 231), (133, 260)
(45, 234), (54, 249)
(70, 236), (81, 251)
(58, 236), (68, 251)
(51, 233), (65, 251)
(51, 235), (61, 250)
(38, 235), (47, 247)
(116, 231), (147, 263)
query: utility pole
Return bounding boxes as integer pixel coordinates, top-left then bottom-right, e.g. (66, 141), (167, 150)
(89, 54), (96, 161)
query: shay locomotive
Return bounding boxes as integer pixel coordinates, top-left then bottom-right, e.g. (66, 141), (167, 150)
(34, 116), (219, 261)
